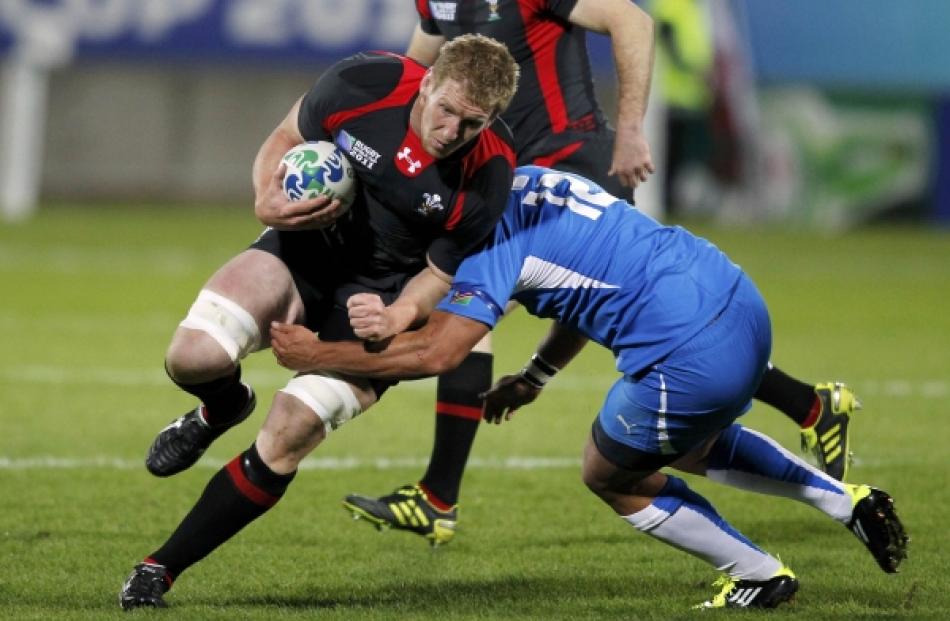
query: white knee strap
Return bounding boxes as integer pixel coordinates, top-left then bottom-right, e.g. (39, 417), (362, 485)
(179, 289), (261, 362)
(280, 373), (363, 433)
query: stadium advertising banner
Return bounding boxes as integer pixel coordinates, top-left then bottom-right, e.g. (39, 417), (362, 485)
(0, 0), (422, 65)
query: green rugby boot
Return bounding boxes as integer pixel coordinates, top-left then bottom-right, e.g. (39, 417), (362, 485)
(801, 381), (860, 481)
(343, 484), (457, 547)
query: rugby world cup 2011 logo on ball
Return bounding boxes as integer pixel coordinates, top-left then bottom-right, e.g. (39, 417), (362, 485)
(281, 141), (356, 206)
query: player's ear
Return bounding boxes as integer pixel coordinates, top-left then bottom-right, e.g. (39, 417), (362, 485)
(419, 69), (434, 95)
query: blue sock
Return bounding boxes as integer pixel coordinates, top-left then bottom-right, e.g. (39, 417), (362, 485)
(707, 424), (851, 522)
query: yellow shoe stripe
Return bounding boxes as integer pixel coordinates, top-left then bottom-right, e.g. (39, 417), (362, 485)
(402, 502), (421, 526)
(393, 502), (417, 526)
(819, 424), (840, 444)
(413, 505), (429, 526)
(390, 503), (409, 525)
(824, 445), (842, 464)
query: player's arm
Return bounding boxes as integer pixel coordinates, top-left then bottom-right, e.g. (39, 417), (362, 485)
(253, 99), (348, 230)
(347, 259), (453, 342)
(481, 322), (590, 424)
(405, 23), (445, 66)
(532, 321), (591, 370)
(568, 0), (656, 188)
(270, 310), (489, 379)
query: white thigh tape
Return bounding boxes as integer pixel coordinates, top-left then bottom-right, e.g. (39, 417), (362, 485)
(280, 373), (363, 433)
(179, 289), (261, 362)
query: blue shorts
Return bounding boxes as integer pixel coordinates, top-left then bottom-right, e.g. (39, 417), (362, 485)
(595, 276), (772, 464)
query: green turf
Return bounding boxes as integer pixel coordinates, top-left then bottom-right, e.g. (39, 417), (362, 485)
(1, 205), (947, 619)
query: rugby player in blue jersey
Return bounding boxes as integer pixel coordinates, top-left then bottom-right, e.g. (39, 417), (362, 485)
(270, 166), (907, 609)
(347, 0), (859, 547)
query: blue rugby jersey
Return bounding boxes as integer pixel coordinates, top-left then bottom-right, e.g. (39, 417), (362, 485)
(436, 166), (744, 375)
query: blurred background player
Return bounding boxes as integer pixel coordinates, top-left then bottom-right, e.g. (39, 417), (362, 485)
(650, 0), (760, 217)
(119, 35), (519, 609)
(342, 0), (860, 546)
(270, 166), (907, 609)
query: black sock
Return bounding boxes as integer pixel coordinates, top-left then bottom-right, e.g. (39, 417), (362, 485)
(149, 443), (295, 578)
(754, 365), (817, 426)
(419, 351), (493, 507)
(167, 364), (250, 426)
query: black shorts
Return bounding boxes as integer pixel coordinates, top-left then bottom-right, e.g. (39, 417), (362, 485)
(250, 227), (412, 395)
(591, 417), (683, 472)
(520, 128), (634, 203)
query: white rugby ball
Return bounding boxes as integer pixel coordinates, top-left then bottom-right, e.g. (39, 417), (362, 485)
(281, 140), (356, 206)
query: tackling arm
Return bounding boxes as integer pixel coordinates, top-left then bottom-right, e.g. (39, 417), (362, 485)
(481, 322), (590, 423)
(532, 321), (591, 370)
(569, 0), (656, 187)
(270, 311), (490, 379)
(347, 260), (453, 341)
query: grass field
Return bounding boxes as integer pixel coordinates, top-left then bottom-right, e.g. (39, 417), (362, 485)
(1, 205), (948, 620)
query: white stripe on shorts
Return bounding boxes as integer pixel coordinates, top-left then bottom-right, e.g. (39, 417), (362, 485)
(657, 370), (676, 455)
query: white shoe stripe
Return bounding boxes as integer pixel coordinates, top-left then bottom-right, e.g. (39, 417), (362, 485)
(740, 587), (762, 606)
(728, 586), (763, 607)
(853, 519), (870, 544)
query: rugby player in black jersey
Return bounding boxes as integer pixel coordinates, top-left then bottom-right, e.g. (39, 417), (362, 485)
(342, 0), (861, 545)
(119, 34), (519, 610)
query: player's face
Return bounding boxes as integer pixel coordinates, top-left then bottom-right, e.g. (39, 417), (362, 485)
(416, 74), (494, 158)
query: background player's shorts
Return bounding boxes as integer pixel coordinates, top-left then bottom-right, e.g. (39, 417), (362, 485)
(250, 227), (412, 395)
(593, 276), (772, 468)
(522, 128), (633, 203)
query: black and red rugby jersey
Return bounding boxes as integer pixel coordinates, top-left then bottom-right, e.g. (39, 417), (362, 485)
(297, 52), (515, 278)
(416, 0), (607, 163)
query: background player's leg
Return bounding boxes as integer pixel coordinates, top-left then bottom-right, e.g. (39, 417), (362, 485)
(420, 346), (493, 506)
(754, 364), (861, 481)
(754, 364), (815, 425)
(342, 333), (493, 546)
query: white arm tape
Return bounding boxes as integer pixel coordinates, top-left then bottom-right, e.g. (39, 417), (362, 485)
(280, 373), (363, 433)
(520, 353), (559, 388)
(179, 289), (261, 362)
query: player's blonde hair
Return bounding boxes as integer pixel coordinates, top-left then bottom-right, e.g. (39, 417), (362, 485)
(430, 34), (519, 115)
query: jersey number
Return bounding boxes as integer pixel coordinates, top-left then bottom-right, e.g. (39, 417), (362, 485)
(518, 172), (617, 220)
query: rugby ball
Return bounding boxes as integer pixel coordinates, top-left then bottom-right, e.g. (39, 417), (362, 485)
(281, 140), (356, 206)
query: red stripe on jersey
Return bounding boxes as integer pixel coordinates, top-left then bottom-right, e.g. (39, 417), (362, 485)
(436, 400), (483, 421)
(532, 140), (584, 168)
(445, 191), (466, 230)
(415, 0), (432, 19)
(225, 456), (279, 508)
(446, 127), (515, 230)
(322, 56), (426, 132)
(519, 3), (570, 133)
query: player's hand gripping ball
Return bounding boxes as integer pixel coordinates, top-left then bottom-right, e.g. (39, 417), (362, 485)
(281, 141), (356, 207)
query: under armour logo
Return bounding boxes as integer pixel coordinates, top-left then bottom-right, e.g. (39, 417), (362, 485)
(397, 146), (421, 173)
(616, 414), (637, 434)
